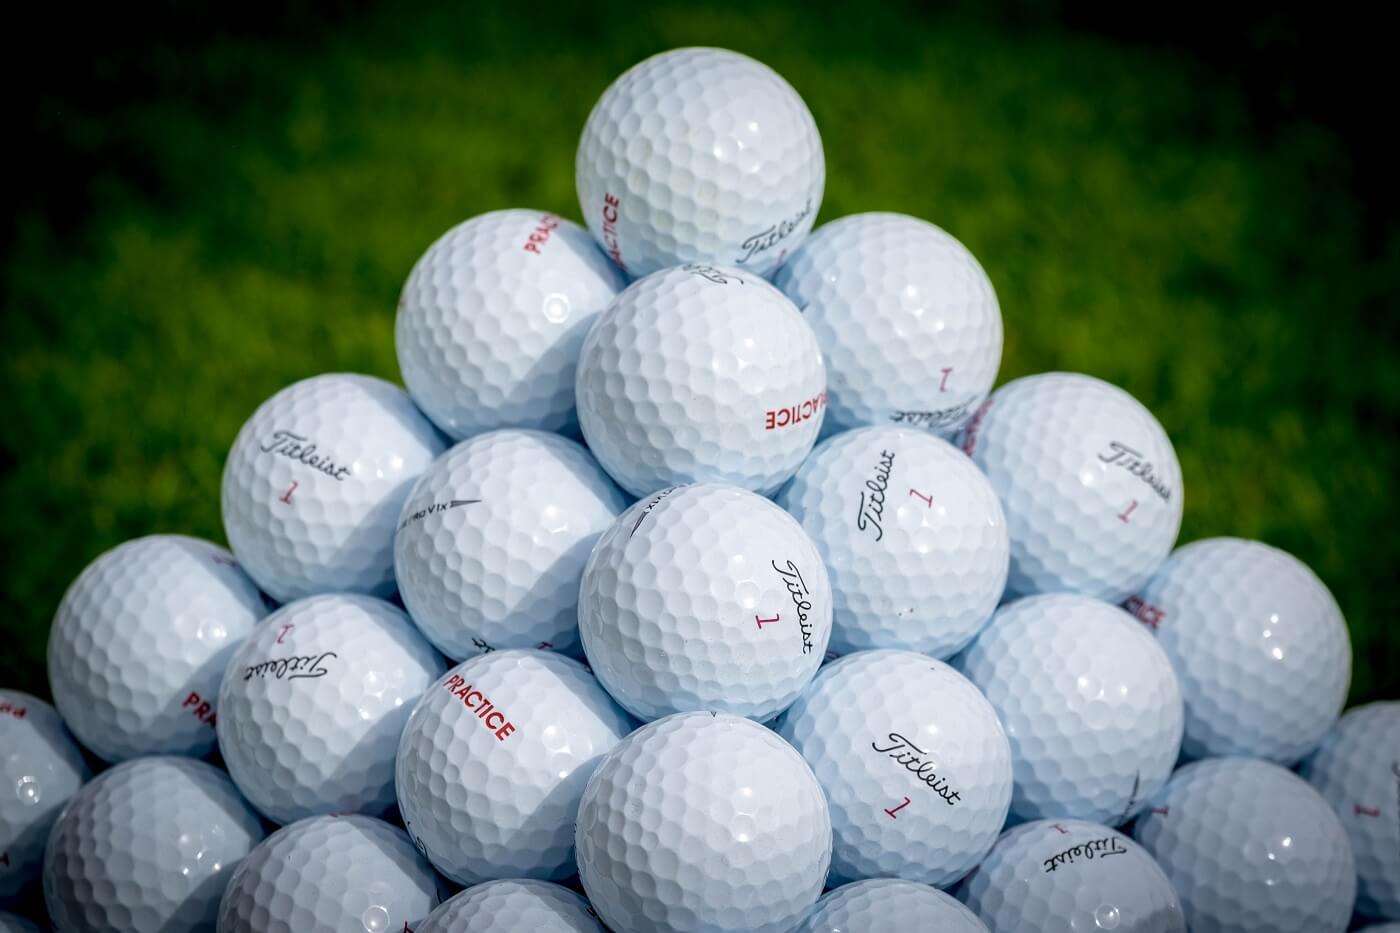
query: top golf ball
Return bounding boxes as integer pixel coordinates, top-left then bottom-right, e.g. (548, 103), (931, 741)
(576, 47), (823, 278)
(774, 212), (1002, 437)
(960, 372), (1183, 601)
(395, 209), (627, 440)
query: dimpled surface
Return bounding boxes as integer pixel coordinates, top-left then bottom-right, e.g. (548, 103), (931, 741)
(0, 692), (91, 904)
(396, 210), (627, 440)
(954, 594), (1183, 825)
(1129, 537), (1351, 764)
(394, 430), (628, 660)
(576, 712), (831, 933)
(47, 534), (267, 762)
(798, 878), (989, 933)
(776, 427), (1008, 658)
(418, 880), (604, 933)
(956, 819), (1185, 933)
(44, 757), (265, 933)
(774, 213), (1002, 438)
(397, 651), (634, 885)
(579, 484), (831, 721)
(216, 815), (442, 933)
(1132, 757), (1356, 933)
(1300, 702), (1400, 919)
(777, 650), (1011, 887)
(217, 594), (445, 824)
(959, 372), (1183, 601)
(576, 47), (823, 279)
(221, 373), (447, 602)
(575, 264), (826, 497)
(0, 911), (41, 933)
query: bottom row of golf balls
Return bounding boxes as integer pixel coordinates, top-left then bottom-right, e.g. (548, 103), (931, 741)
(16, 697), (1390, 933)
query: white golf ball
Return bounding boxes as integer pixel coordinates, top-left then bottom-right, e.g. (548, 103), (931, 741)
(576, 711), (831, 933)
(1126, 537), (1350, 764)
(953, 593), (1183, 825)
(396, 650), (634, 885)
(776, 649), (1012, 887)
(1132, 757), (1356, 933)
(956, 819), (1186, 933)
(221, 373), (447, 602)
(576, 47), (823, 279)
(1300, 702), (1400, 920)
(47, 534), (267, 762)
(0, 691), (91, 905)
(394, 430), (629, 660)
(798, 878), (988, 933)
(776, 426), (1008, 658)
(959, 372), (1183, 601)
(774, 212), (1002, 437)
(395, 210), (627, 440)
(217, 593), (445, 824)
(217, 814), (444, 933)
(43, 756), (266, 933)
(418, 880), (604, 933)
(575, 263), (826, 497)
(579, 483), (832, 722)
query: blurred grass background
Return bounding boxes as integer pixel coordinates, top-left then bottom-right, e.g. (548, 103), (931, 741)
(3, 1), (1396, 703)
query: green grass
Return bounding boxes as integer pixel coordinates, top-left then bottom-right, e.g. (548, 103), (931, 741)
(4, 2), (1396, 705)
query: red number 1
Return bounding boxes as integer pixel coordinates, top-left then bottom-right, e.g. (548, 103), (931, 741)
(279, 481), (299, 504)
(1118, 500), (1138, 523)
(909, 489), (933, 508)
(755, 613), (780, 630)
(884, 797), (911, 819)
(939, 367), (953, 391)
(276, 624), (293, 644)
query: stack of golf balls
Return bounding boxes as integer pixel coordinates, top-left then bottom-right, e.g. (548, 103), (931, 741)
(3, 44), (1390, 933)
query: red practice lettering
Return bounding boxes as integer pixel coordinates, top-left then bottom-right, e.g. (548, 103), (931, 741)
(764, 392), (827, 431)
(182, 692), (217, 727)
(441, 675), (517, 741)
(1122, 595), (1166, 631)
(523, 214), (561, 254)
(599, 193), (625, 272)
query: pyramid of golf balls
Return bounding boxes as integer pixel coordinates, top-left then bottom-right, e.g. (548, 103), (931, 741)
(4, 45), (1393, 933)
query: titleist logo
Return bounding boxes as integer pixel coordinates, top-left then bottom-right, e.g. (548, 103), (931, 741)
(771, 559), (817, 654)
(243, 651), (338, 681)
(856, 449), (896, 542)
(1043, 835), (1128, 872)
(736, 200), (812, 265)
(870, 732), (962, 805)
(1097, 441), (1172, 502)
(259, 430), (352, 481)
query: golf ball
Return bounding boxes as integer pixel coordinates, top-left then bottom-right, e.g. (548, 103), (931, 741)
(1132, 757), (1356, 933)
(576, 47), (823, 279)
(959, 372), (1183, 601)
(221, 372), (446, 602)
(1126, 537), (1350, 764)
(774, 212), (1002, 437)
(956, 819), (1185, 933)
(798, 878), (989, 933)
(217, 593), (445, 824)
(46, 534), (267, 762)
(775, 426), (1008, 658)
(395, 209), (627, 440)
(953, 593), (1183, 825)
(578, 483), (832, 722)
(216, 814), (444, 933)
(418, 880), (604, 933)
(1300, 701), (1400, 920)
(575, 263), (826, 497)
(576, 711), (831, 933)
(396, 650), (634, 885)
(394, 429), (629, 660)
(0, 691), (91, 905)
(776, 649), (1012, 887)
(43, 756), (265, 933)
